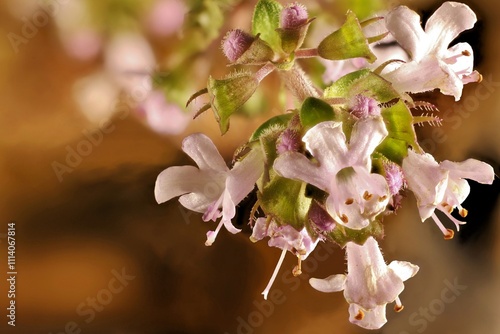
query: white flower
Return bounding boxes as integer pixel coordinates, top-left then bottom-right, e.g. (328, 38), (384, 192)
(383, 2), (481, 101)
(155, 133), (264, 245)
(251, 217), (320, 299)
(274, 118), (390, 229)
(310, 237), (419, 330)
(402, 149), (495, 239)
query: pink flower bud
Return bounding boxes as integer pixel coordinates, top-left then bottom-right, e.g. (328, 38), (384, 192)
(349, 95), (381, 118)
(280, 3), (308, 29)
(221, 29), (254, 63)
(383, 162), (406, 196)
(277, 128), (301, 154)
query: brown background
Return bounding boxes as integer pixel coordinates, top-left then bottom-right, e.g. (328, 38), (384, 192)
(0, 0), (499, 333)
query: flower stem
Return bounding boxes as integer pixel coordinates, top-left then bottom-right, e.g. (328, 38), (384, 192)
(295, 48), (319, 58)
(279, 63), (320, 100)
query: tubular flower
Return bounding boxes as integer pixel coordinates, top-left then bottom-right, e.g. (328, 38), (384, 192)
(310, 237), (419, 330)
(383, 2), (481, 101)
(274, 118), (390, 229)
(402, 149), (495, 239)
(155, 133), (264, 246)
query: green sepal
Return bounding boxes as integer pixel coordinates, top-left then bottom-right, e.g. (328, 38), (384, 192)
(299, 97), (336, 130)
(250, 113), (295, 142)
(325, 219), (384, 248)
(234, 35), (276, 65)
(317, 11), (376, 63)
(252, 0), (283, 53)
(324, 69), (400, 103)
(376, 100), (421, 164)
(259, 176), (312, 230)
(208, 72), (259, 134)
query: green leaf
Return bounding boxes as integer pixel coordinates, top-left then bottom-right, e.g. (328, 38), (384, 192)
(324, 69), (400, 103)
(317, 11), (376, 63)
(252, 0), (283, 53)
(259, 176), (312, 230)
(376, 100), (420, 164)
(300, 97), (336, 129)
(250, 113), (294, 142)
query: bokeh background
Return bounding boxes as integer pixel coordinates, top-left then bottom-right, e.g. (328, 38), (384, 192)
(0, 0), (499, 333)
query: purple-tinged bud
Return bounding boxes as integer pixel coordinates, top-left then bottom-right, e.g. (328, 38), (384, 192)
(383, 162), (406, 196)
(349, 94), (381, 118)
(309, 201), (335, 233)
(280, 3), (308, 29)
(277, 128), (301, 154)
(221, 29), (254, 63)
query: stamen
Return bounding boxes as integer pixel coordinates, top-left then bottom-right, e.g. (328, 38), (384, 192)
(292, 257), (302, 277)
(363, 191), (373, 201)
(340, 214), (349, 223)
(205, 220), (224, 246)
(378, 195), (388, 202)
(262, 248), (287, 300)
(202, 193), (224, 222)
(431, 213), (454, 240)
(441, 209), (466, 231)
(354, 309), (364, 320)
(458, 204), (468, 218)
(394, 297), (404, 312)
(462, 50), (471, 56)
(345, 198), (354, 205)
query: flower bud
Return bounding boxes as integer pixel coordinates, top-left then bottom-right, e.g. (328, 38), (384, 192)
(383, 161), (406, 196)
(277, 128), (301, 154)
(280, 3), (308, 29)
(222, 29), (254, 63)
(349, 94), (381, 118)
(277, 3), (313, 54)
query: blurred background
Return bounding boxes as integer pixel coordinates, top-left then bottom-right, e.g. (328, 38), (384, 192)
(0, 0), (499, 333)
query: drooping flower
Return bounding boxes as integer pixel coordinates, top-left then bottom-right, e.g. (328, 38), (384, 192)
(274, 118), (390, 229)
(402, 149), (495, 239)
(251, 217), (320, 299)
(155, 133), (264, 245)
(310, 237), (419, 330)
(383, 2), (481, 100)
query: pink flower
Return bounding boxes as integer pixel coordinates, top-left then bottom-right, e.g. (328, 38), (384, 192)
(383, 2), (481, 100)
(274, 118), (390, 229)
(137, 90), (191, 135)
(402, 149), (494, 239)
(310, 237), (419, 329)
(155, 134), (264, 246)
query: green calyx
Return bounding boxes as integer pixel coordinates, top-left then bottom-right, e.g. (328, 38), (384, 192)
(208, 72), (259, 134)
(317, 11), (376, 63)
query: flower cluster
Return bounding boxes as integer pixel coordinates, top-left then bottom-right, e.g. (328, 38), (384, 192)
(155, 1), (495, 330)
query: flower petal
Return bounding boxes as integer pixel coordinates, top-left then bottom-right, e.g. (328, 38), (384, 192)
(382, 55), (464, 100)
(440, 159), (495, 185)
(303, 121), (348, 173)
(309, 274), (346, 293)
(344, 238), (404, 309)
(385, 5), (429, 61)
(348, 304), (387, 330)
(221, 189), (241, 234)
(425, 2), (477, 57)
(274, 152), (329, 191)
(250, 217), (268, 242)
(155, 165), (214, 204)
(348, 117), (388, 169)
(388, 260), (420, 282)
(182, 133), (229, 172)
(228, 148), (264, 204)
(403, 150), (449, 221)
